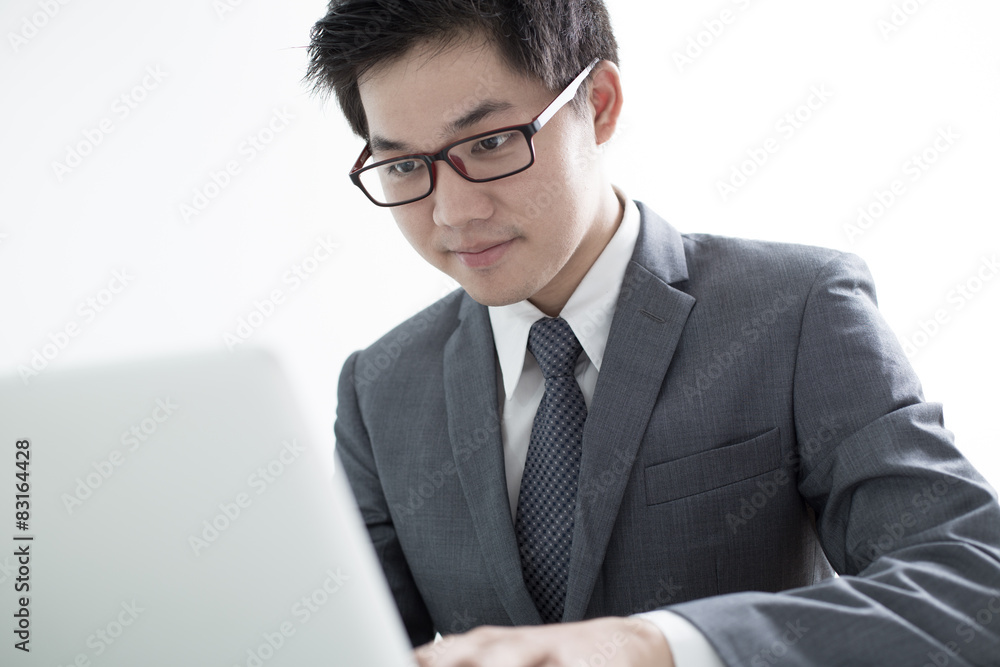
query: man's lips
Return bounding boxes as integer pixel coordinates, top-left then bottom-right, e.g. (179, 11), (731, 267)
(451, 239), (511, 254)
(452, 239), (515, 268)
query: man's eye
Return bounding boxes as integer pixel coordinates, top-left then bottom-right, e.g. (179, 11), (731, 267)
(473, 133), (513, 153)
(387, 160), (423, 177)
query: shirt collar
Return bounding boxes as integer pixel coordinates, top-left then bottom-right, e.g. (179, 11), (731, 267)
(489, 187), (641, 400)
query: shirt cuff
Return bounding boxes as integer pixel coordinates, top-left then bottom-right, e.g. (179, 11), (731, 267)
(634, 610), (726, 667)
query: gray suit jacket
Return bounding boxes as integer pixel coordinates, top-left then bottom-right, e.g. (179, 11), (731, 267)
(335, 203), (1000, 665)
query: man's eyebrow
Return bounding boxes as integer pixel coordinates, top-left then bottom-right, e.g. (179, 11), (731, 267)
(369, 135), (411, 154)
(444, 100), (515, 136)
(369, 100), (516, 156)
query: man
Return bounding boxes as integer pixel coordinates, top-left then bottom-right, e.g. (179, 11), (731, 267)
(307, 1), (1000, 665)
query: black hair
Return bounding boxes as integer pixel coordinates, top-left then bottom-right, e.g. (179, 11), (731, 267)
(306, 0), (619, 138)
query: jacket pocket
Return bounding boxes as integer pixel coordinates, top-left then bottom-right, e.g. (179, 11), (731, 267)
(644, 428), (783, 505)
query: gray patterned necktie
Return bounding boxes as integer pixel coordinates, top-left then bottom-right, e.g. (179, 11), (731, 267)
(515, 316), (587, 623)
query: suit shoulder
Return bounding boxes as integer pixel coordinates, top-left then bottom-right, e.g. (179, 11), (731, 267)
(355, 287), (465, 364)
(680, 232), (867, 286)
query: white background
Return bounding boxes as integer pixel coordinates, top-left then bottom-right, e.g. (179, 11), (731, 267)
(1, 0), (997, 487)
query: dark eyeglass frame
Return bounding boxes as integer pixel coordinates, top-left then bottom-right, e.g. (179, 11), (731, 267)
(349, 58), (600, 207)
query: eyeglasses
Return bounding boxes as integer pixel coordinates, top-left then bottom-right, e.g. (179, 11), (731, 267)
(349, 59), (600, 207)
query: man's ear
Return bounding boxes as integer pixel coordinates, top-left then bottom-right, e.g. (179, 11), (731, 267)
(588, 60), (624, 146)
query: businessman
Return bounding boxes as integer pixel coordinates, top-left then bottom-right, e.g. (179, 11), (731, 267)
(307, 1), (1000, 665)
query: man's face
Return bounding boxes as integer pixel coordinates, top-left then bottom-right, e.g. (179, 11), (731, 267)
(357, 38), (610, 310)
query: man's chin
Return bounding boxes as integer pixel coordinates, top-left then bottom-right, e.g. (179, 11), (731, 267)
(455, 280), (534, 308)
(463, 290), (527, 308)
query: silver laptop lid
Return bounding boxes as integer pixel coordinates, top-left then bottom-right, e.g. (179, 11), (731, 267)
(0, 349), (414, 666)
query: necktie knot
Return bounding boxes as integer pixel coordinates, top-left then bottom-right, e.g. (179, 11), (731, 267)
(527, 317), (583, 380)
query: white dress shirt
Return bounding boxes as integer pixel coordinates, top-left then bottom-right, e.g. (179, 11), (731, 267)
(487, 189), (725, 667)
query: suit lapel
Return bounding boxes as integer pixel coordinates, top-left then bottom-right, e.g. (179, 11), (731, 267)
(443, 296), (542, 625)
(563, 203), (696, 620)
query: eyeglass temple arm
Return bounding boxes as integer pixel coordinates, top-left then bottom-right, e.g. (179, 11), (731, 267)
(533, 58), (601, 128)
(351, 145), (373, 174)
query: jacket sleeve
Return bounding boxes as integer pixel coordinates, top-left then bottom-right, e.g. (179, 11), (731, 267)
(334, 351), (436, 647)
(667, 252), (1000, 666)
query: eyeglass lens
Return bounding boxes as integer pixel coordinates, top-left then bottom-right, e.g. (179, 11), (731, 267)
(358, 129), (532, 205)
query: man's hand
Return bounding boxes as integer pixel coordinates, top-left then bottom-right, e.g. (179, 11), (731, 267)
(413, 616), (674, 667)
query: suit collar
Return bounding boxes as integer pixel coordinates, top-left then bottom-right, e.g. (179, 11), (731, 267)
(447, 296), (543, 625)
(563, 202), (695, 619)
(631, 200), (690, 285)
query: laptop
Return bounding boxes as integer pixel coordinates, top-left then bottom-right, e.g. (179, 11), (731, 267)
(0, 349), (415, 666)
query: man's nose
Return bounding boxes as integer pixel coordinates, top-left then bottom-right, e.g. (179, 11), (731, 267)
(430, 161), (494, 228)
